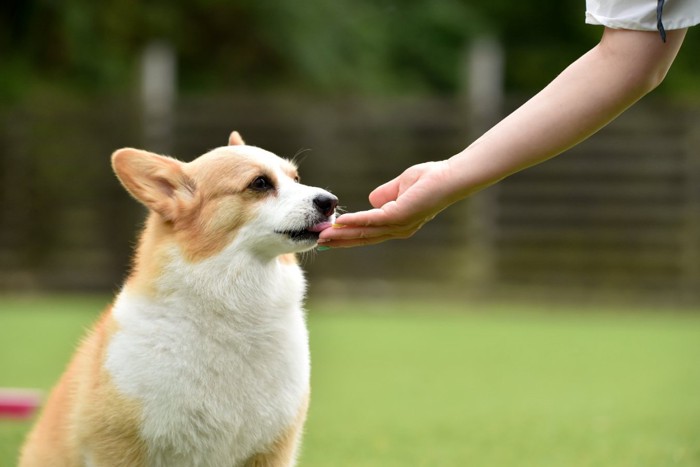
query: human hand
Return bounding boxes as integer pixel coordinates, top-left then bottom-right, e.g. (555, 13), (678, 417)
(318, 160), (460, 248)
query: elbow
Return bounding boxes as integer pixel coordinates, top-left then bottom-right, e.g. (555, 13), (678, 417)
(642, 28), (688, 92)
(639, 63), (671, 94)
(622, 57), (673, 100)
(629, 43), (678, 95)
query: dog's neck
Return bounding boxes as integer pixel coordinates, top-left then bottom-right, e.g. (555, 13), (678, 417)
(122, 215), (307, 321)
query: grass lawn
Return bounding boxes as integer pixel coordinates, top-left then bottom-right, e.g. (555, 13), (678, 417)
(1, 295), (699, 466)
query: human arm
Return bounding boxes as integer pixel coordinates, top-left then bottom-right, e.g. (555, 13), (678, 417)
(318, 27), (687, 248)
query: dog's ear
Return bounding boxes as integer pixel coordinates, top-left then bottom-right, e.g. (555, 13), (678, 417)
(228, 131), (245, 146)
(112, 148), (196, 222)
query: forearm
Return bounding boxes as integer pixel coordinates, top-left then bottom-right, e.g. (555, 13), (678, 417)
(317, 28), (688, 247)
(447, 28), (687, 198)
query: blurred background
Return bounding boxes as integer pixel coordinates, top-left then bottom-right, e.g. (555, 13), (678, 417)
(2, 3), (700, 465)
(1, 0), (700, 305)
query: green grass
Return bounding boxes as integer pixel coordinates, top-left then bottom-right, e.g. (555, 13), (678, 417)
(1, 296), (699, 466)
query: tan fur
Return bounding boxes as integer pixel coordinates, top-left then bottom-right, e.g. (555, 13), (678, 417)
(19, 309), (147, 467)
(244, 392), (309, 467)
(278, 253), (298, 266)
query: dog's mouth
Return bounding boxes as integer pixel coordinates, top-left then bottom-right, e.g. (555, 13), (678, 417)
(277, 221), (333, 242)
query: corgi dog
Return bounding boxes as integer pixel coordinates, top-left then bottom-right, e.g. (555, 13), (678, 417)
(20, 131), (337, 467)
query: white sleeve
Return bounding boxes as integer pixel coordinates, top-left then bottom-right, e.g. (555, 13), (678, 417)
(586, 0), (700, 31)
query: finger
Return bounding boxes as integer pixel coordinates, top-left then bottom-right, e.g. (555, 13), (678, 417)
(330, 208), (394, 228)
(318, 225), (391, 241)
(318, 223), (418, 243)
(317, 234), (397, 249)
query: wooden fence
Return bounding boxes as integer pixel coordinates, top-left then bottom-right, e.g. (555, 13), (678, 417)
(0, 95), (698, 303)
(481, 103), (700, 303)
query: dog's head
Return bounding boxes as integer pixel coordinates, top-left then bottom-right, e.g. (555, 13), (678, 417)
(112, 131), (337, 262)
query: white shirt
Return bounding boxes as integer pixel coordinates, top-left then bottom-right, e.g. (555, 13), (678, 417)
(586, 0), (700, 31)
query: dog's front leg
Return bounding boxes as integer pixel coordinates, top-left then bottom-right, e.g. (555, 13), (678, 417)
(244, 392), (309, 467)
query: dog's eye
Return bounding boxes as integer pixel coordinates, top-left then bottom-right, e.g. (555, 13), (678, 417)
(294, 176), (300, 183)
(249, 176), (274, 192)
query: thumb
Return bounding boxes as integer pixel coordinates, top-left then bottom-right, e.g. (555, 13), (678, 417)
(368, 176), (400, 209)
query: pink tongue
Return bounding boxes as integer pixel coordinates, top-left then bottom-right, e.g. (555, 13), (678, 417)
(308, 221), (333, 233)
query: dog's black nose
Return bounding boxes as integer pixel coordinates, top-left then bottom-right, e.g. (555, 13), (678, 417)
(313, 194), (338, 218)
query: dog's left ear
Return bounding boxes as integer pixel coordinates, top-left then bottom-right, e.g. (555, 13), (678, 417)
(228, 131), (245, 146)
(112, 148), (196, 222)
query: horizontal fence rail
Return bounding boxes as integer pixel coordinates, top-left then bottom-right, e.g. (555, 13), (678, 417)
(0, 95), (698, 304)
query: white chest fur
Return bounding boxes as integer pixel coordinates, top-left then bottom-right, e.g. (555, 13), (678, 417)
(105, 253), (310, 467)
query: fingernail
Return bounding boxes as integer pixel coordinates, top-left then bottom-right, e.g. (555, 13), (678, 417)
(317, 246), (331, 251)
(332, 223), (346, 229)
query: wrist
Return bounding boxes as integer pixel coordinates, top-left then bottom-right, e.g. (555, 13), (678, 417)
(445, 148), (502, 200)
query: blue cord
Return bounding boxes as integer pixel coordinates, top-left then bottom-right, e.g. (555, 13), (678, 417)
(657, 0), (667, 42)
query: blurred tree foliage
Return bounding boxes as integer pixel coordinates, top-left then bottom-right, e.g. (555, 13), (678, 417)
(1, 0), (698, 101)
